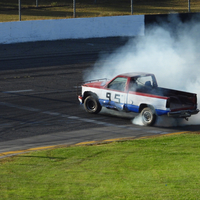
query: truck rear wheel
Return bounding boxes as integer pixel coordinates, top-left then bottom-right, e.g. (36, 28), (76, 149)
(84, 96), (102, 114)
(141, 107), (156, 126)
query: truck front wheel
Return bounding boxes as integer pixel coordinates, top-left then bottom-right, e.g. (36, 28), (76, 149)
(84, 96), (102, 114)
(141, 107), (156, 126)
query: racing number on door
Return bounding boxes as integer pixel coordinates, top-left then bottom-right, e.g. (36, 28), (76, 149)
(115, 94), (120, 103)
(106, 92), (120, 103)
(106, 92), (111, 101)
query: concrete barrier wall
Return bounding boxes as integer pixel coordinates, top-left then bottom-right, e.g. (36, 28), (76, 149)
(0, 15), (144, 44)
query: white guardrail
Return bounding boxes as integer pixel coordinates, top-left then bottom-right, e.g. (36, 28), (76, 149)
(0, 15), (144, 44)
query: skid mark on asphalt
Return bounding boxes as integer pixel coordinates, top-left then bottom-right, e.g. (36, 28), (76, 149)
(0, 101), (169, 134)
(0, 102), (40, 112)
(0, 123), (13, 128)
(2, 89), (34, 94)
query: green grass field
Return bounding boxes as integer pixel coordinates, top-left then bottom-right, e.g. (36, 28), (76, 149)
(1, 0), (200, 22)
(1, 133), (200, 199)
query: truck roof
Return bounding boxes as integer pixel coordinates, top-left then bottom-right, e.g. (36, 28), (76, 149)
(119, 72), (154, 78)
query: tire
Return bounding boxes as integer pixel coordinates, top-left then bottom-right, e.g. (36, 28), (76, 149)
(141, 107), (156, 126)
(84, 96), (102, 114)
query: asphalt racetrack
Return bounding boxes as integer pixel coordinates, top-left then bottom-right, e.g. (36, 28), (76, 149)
(0, 37), (200, 156)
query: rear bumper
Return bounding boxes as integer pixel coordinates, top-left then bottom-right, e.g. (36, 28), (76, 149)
(167, 109), (199, 118)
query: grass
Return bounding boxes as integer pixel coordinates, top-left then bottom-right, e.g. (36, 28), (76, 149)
(0, 0), (200, 22)
(1, 133), (200, 199)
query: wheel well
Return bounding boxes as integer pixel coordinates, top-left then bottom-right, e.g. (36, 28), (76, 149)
(83, 92), (98, 103)
(139, 104), (155, 113)
(139, 104), (147, 113)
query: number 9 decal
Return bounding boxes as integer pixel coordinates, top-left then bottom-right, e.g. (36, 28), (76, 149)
(106, 92), (111, 101)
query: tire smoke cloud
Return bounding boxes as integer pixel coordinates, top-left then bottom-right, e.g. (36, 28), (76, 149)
(84, 15), (200, 126)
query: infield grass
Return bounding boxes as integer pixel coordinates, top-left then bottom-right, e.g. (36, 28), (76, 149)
(1, 133), (200, 199)
(1, 0), (200, 22)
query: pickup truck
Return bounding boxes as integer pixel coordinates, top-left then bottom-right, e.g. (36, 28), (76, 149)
(78, 72), (199, 126)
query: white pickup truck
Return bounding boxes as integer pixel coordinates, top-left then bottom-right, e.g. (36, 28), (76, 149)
(78, 72), (199, 126)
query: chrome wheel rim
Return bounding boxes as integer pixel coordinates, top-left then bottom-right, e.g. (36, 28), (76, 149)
(143, 110), (152, 122)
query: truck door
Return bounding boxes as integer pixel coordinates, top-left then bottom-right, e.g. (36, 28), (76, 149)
(100, 77), (128, 111)
(126, 78), (139, 113)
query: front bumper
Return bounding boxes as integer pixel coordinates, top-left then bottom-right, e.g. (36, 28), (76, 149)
(78, 95), (83, 104)
(167, 109), (199, 118)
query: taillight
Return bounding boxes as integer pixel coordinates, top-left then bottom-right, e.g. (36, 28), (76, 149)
(166, 98), (170, 108)
(188, 95), (197, 105)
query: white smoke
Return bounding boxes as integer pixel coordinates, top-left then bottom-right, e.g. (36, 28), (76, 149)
(84, 15), (200, 126)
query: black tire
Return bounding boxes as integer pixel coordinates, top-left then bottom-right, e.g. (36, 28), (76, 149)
(141, 107), (156, 126)
(84, 96), (102, 114)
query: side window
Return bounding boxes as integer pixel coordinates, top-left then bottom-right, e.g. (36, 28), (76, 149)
(136, 76), (153, 88)
(129, 78), (138, 91)
(129, 76), (154, 92)
(107, 77), (127, 92)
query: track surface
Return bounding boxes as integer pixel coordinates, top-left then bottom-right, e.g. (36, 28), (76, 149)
(0, 38), (200, 154)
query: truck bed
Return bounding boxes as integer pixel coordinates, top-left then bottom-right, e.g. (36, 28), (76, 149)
(136, 86), (197, 111)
